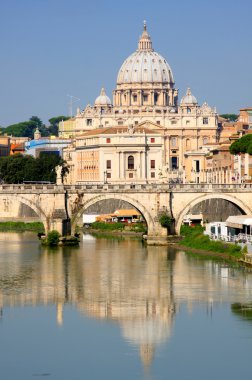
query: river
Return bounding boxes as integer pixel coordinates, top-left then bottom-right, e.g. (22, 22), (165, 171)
(0, 232), (252, 380)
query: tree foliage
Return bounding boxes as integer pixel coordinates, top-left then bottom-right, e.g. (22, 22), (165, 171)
(0, 115), (70, 138)
(220, 114), (239, 122)
(159, 214), (172, 228)
(0, 153), (68, 183)
(229, 134), (252, 155)
(48, 116), (70, 136)
(46, 230), (61, 246)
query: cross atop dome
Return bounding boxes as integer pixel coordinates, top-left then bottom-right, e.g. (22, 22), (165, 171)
(138, 21), (153, 51)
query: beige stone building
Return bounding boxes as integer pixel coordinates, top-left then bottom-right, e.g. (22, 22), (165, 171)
(62, 23), (220, 184)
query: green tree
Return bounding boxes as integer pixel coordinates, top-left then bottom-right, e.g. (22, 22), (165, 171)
(229, 134), (252, 155)
(159, 213), (172, 228)
(1, 116), (46, 138)
(48, 116), (70, 136)
(220, 114), (239, 122)
(0, 152), (68, 184)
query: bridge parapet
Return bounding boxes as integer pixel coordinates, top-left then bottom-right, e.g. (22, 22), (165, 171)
(0, 183), (251, 194)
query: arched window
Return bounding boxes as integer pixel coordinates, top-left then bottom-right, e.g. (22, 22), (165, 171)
(128, 155), (134, 170)
(203, 137), (208, 145)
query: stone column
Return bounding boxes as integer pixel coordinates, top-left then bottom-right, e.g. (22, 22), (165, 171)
(166, 136), (170, 169)
(142, 149), (147, 180)
(151, 91), (154, 106)
(244, 153), (249, 177)
(238, 154), (242, 182)
(138, 90), (142, 106)
(162, 91), (166, 106)
(138, 151), (142, 179)
(179, 136), (183, 169)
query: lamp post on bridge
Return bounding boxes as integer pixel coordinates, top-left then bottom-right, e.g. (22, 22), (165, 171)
(104, 171), (107, 184)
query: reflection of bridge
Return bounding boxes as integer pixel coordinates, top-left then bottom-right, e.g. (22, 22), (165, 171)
(0, 183), (251, 238)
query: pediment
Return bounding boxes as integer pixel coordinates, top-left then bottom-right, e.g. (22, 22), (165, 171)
(137, 120), (166, 130)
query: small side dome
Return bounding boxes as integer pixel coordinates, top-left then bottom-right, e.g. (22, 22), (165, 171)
(94, 87), (112, 106)
(180, 88), (198, 105)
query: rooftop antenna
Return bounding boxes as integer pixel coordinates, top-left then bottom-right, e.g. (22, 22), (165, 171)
(67, 94), (80, 117)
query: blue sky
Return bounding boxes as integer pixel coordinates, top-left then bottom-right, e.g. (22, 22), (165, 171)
(1, 0), (251, 126)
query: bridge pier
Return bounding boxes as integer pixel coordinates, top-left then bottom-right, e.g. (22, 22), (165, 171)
(50, 219), (65, 235)
(145, 222), (171, 245)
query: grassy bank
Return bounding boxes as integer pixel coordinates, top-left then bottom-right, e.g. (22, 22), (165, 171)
(0, 221), (44, 233)
(86, 221), (147, 234)
(180, 225), (242, 260)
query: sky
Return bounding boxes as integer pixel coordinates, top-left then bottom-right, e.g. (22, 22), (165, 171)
(1, 0), (251, 127)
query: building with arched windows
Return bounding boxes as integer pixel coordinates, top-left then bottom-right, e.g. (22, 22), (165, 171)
(62, 23), (220, 184)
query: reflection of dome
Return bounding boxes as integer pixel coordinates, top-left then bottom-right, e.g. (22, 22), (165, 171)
(180, 88), (198, 105)
(94, 87), (112, 106)
(121, 317), (172, 345)
(140, 344), (155, 370)
(117, 22), (174, 86)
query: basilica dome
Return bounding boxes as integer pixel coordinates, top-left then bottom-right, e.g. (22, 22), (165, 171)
(180, 88), (198, 105)
(117, 22), (174, 86)
(94, 87), (112, 106)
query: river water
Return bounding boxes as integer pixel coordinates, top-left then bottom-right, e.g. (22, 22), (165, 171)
(0, 232), (252, 380)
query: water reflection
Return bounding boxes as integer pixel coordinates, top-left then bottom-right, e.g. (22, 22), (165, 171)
(1, 232), (252, 369)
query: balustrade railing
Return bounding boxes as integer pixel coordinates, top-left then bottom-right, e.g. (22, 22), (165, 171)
(210, 233), (252, 243)
(0, 182), (251, 192)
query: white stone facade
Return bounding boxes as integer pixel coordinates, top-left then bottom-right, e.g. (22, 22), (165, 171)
(61, 23), (219, 184)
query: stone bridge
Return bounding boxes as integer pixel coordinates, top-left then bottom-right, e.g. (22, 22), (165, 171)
(0, 183), (251, 240)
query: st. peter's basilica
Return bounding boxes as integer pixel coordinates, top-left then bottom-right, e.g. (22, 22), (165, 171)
(61, 22), (220, 184)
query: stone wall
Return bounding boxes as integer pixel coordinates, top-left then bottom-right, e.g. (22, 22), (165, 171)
(85, 199), (135, 214)
(190, 199), (243, 222)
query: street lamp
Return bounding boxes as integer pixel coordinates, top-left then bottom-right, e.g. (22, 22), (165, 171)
(104, 171), (107, 184)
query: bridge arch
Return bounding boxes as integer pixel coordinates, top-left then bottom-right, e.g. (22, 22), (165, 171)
(0, 194), (49, 233)
(175, 193), (252, 234)
(71, 193), (156, 234)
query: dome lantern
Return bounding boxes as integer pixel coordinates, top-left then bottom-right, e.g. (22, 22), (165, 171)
(138, 21), (153, 51)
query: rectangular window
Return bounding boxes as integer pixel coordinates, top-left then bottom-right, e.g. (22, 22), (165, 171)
(107, 172), (111, 178)
(151, 172), (155, 178)
(133, 95), (137, 102)
(106, 160), (111, 169)
(203, 118), (209, 125)
(150, 137), (155, 143)
(106, 138), (111, 143)
(150, 160), (155, 169)
(156, 121), (160, 125)
(129, 173), (133, 178)
(195, 160), (200, 172)
(171, 137), (177, 147)
(86, 119), (92, 126)
(134, 121), (138, 125)
(143, 95), (148, 102)
(171, 157), (178, 170)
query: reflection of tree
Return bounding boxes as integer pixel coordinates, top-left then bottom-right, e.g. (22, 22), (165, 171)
(231, 303), (252, 323)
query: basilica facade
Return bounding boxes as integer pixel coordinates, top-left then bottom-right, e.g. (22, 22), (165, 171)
(62, 23), (219, 184)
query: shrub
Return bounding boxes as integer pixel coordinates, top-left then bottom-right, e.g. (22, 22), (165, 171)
(91, 222), (125, 231)
(47, 230), (61, 246)
(159, 214), (172, 228)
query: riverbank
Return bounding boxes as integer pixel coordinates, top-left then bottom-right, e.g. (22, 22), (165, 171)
(80, 221), (147, 236)
(176, 225), (243, 263)
(0, 221), (44, 232)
